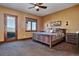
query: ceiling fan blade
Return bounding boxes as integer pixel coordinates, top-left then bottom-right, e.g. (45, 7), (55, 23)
(30, 3), (35, 5)
(39, 6), (47, 9)
(30, 3), (43, 6)
(28, 7), (34, 9)
(36, 9), (39, 11)
(36, 3), (43, 5)
(39, 3), (43, 5)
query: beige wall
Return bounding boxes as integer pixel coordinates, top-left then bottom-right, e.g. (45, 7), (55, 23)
(0, 4), (79, 42)
(0, 6), (43, 42)
(42, 5), (79, 33)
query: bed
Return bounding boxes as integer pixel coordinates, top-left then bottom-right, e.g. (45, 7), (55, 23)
(32, 29), (66, 48)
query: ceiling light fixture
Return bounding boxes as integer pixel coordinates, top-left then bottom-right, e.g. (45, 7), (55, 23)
(35, 6), (39, 9)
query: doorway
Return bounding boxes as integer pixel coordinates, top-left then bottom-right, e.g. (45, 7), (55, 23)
(4, 14), (17, 42)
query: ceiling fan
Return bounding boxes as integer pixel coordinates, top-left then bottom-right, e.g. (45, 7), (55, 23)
(28, 3), (47, 11)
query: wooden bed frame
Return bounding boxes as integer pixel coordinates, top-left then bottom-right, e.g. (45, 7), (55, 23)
(32, 29), (66, 48)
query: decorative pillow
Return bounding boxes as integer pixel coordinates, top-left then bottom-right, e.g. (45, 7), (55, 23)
(52, 28), (60, 33)
(49, 29), (53, 33)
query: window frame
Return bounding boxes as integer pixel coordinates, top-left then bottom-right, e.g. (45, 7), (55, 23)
(25, 17), (37, 32)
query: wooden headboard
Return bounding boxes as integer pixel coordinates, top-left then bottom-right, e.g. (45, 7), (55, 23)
(60, 29), (66, 35)
(59, 29), (66, 40)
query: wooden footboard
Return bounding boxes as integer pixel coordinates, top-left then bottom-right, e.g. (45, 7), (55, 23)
(32, 29), (66, 48)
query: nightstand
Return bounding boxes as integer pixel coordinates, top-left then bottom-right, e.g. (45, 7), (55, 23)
(66, 33), (79, 46)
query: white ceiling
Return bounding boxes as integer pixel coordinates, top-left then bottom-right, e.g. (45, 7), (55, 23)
(0, 3), (77, 16)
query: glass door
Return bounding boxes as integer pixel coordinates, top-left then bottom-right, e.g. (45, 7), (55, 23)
(4, 14), (17, 41)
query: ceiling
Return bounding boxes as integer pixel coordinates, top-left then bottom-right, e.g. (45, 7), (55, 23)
(0, 3), (77, 16)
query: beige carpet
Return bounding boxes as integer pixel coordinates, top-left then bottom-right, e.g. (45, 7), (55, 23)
(0, 39), (79, 56)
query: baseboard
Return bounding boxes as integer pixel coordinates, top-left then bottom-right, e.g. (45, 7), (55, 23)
(18, 37), (32, 41)
(0, 37), (32, 43)
(0, 41), (4, 43)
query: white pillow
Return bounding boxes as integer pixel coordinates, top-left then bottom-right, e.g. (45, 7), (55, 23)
(50, 29), (53, 33)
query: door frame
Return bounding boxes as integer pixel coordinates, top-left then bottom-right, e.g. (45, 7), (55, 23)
(4, 14), (18, 42)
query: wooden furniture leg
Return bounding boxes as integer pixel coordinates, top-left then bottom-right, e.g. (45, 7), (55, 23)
(49, 35), (52, 48)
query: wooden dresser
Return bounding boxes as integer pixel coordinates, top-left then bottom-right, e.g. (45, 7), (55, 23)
(66, 33), (79, 46)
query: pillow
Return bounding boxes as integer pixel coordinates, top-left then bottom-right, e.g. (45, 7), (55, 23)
(52, 28), (60, 33)
(49, 29), (53, 33)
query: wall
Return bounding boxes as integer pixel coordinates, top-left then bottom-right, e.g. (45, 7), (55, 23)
(0, 4), (79, 42)
(0, 6), (43, 42)
(42, 5), (79, 33)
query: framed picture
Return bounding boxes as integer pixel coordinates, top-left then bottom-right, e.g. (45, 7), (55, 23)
(50, 21), (61, 27)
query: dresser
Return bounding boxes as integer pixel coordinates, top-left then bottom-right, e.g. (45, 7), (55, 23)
(66, 33), (79, 46)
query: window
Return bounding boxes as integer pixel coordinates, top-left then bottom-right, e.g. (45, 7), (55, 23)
(26, 17), (37, 32)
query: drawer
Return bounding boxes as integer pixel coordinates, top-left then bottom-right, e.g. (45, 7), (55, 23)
(66, 33), (78, 44)
(67, 40), (78, 44)
(67, 34), (77, 37)
(67, 36), (76, 39)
